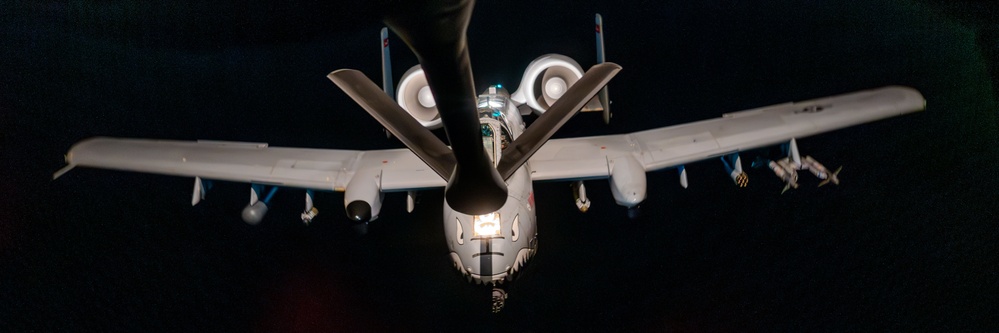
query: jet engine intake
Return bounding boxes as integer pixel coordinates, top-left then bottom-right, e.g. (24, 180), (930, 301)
(510, 54), (585, 114)
(396, 65), (442, 129)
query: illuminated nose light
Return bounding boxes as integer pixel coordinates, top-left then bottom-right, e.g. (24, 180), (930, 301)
(473, 212), (501, 237)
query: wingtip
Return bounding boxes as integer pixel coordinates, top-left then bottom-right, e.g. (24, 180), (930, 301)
(327, 68), (360, 80)
(592, 62), (622, 72)
(52, 164), (76, 180)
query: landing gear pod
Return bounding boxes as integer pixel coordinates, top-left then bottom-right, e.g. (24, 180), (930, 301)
(344, 170), (383, 223)
(608, 155), (646, 208)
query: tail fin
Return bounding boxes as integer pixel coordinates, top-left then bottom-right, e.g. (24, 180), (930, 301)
(380, 27), (394, 99)
(595, 13), (611, 124)
(381, 27), (395, 139)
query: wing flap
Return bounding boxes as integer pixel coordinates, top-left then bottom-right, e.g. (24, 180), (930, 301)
(496, 62), (621, 179)
(529, 158), (608, 181)
(638, 131), (719, 165)
(528, 134), (630, 181)
(327, 69), (456, 180)
(380, 169), (447, 191)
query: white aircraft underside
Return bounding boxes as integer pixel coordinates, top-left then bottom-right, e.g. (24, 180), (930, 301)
(55, 18), (925, 286)
(56, 83), (924, 284)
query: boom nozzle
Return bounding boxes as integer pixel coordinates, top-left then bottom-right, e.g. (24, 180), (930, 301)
(383, 0), (509, 214)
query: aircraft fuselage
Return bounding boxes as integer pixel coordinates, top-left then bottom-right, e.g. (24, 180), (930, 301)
(443, 86), (538, 285)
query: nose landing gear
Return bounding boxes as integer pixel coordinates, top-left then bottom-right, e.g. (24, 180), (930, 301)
(491, 287), (507, 313)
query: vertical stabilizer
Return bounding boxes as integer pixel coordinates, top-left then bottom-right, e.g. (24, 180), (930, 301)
(595, 14), (611, 124)
(381, 27), (396, 139)
(381, 27), (394, 100)
(595, 14), (606, 64)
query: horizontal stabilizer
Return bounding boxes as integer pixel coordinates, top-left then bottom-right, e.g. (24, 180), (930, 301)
(328, 69), (456, 181)
(497, 62), (621, 179)
(52, 163), (75, 180)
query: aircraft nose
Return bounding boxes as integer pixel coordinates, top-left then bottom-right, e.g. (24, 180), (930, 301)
(462, 237), (517, 282)
(472, 246), (505, 277)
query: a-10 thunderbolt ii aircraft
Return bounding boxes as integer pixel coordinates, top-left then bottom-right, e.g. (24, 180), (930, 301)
(53, 0), (924, 312)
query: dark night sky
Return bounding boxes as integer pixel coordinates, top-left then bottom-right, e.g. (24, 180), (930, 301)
(2, 1), (998, 331)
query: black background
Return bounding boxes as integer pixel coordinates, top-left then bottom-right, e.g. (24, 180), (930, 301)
(2, 1), (998, 331)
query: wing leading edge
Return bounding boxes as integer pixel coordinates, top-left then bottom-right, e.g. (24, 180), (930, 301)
(58, 138), (445, 192)
(528, 86), (925, 181)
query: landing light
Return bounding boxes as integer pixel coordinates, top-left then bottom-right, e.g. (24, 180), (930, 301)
(473, 212), (501, 237)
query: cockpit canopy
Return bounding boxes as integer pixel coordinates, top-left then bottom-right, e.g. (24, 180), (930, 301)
(478, 86), (513, 165)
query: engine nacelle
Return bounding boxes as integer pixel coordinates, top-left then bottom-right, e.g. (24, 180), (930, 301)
(510, 54), (585, 114)
(396, 65), (442, 129)
(241, 202), (268, 225)
(344, 170), (383, 222)
(608, 155), (647, 208)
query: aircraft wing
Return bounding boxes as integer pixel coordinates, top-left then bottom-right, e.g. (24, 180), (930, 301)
(528, 86), (925, 181)
(57, 138), (446, 192)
